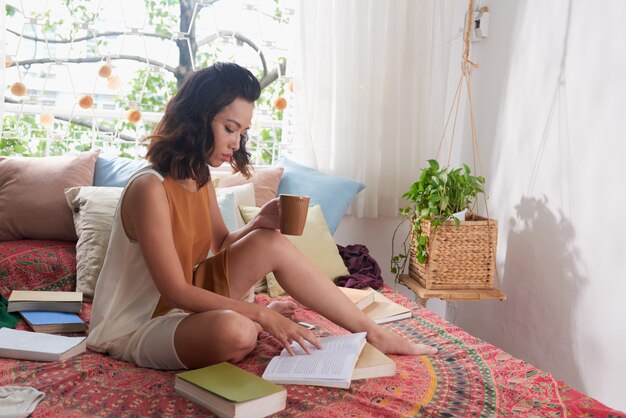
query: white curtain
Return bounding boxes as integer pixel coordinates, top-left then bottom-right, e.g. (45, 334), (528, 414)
(289, 0), (460, 217)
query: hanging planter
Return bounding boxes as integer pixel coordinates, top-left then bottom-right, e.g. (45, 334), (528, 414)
(409, 214), (498, 290)
(391, 0), (501, 295)
(392, 160), (498, 290)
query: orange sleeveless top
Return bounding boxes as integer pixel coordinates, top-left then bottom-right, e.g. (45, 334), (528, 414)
(152, 176), (230, 317)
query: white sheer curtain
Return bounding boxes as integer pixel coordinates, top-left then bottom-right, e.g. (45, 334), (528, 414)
(289, 0), (459, 217)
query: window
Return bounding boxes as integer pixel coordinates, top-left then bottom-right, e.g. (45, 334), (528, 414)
(2, 0), (296, 164)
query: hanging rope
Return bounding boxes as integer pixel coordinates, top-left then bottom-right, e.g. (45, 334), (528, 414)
(433, 0), (502, 293)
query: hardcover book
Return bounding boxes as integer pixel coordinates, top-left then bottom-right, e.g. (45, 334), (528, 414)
(175, 362), (287, 418)
(7, 290), (83, 313)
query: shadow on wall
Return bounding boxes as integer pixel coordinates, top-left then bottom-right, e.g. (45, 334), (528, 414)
(503, 194), (587, 392)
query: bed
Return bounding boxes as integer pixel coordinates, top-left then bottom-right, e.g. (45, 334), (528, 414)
(1, 239), (622, 417)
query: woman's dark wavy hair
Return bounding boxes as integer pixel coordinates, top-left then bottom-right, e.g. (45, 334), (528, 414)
(146, 62), (261, 187)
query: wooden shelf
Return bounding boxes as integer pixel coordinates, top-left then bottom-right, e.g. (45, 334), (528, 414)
(398, 274), (506, 306)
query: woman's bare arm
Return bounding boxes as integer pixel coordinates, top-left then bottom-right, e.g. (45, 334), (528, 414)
(121, 174), (318, 354)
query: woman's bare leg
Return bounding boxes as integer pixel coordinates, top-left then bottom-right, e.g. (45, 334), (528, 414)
(174, 310), (261, 368)
(227, 229), (437, 356)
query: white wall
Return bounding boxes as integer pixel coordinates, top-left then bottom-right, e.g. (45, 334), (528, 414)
(337, 0), (626, 411)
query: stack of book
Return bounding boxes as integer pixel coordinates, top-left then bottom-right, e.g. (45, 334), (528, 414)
(7, 290), (87, 334)
(338, 287), (412, 324)
(0, 290), (88, 362)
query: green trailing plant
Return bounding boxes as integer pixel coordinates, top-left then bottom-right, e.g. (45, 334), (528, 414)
(391, 159), (485, 279)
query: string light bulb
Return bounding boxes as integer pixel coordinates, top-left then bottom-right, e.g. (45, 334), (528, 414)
(98, 63), (112, 78)
(78, 94), (94, 109)
(10, 82), (27, 96)
(126, 109), (142, 124)
(40, 113), (54, 128)
(273, 97), (287, 111)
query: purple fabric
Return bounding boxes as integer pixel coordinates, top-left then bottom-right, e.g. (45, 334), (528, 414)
(336, 244), (384, 290)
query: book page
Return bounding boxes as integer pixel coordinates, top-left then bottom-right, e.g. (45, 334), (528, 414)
(264, 351), (358, 381)
(279, 332), (366, 357)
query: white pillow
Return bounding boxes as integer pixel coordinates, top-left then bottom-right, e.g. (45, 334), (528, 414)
(216, 183), (255, 227)
(217, 191), (238, 232)
(65, 186), (123, 299)
(239, 205), (349, 297)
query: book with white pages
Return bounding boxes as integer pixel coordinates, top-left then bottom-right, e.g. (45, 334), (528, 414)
(339, 287), (412, 324)
(338, 287), (375, 309)
(352, 342), (396, 380)
(0, 328), (86, 362)
(262, 332), (367, 389)
(363, 291), (412, 324)
(7, 290), (83, 313)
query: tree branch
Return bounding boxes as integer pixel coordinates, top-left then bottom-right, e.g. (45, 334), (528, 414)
(7, 55), (177, 74)
(197, 31), (268, 77)
(259, 60), (287, 89)
(6, 28), (170, 44)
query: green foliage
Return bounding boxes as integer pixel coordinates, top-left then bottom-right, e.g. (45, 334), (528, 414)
(391, 160), (485, 278)
(146, 0), (176, 37)
(3, 0), (288, 163)
(253, 68), (286, 165)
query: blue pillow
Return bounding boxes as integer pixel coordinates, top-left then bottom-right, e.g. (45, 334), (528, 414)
(276, 157), (365, 234)
(93, 154), (149, 187)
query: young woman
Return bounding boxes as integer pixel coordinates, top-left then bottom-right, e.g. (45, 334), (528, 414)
(87, 62), (437, 370)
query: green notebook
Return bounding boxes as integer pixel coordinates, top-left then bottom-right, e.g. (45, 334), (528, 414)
(176, 362), (284, 403)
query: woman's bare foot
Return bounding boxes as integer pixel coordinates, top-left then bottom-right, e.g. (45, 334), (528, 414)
(367, 326), (438, 356)
(267, 300), (298, 316)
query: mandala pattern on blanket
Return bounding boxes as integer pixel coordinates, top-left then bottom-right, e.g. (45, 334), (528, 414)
(0, 243), (623, 417)
(0, 240), (76, 294)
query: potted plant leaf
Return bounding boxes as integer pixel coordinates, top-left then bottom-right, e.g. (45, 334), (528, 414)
(391, 159), (498, 290)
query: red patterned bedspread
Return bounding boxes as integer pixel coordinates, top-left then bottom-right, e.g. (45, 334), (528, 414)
(1, 240), (623, 417)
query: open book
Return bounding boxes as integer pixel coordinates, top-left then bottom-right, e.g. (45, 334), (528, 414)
(339, 287), (412, 324)
(262, 332), (367, 389)
(338, 287), (376, 309)
(352, 342), (396, 380)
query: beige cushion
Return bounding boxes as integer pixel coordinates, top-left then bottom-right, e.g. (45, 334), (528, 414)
(216, 183), (255, 228)
(212, 166), (284, 206)
(0, 150), (99, 241)
(239, 205), (349, 297)
(65, 186), (123, 299)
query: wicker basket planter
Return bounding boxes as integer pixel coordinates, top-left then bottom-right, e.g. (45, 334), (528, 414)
(409, 214), (498, 290)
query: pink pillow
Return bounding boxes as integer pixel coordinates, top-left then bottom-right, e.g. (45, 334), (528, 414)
(212, 166), (284, 206)
(0, 150), (100, 241)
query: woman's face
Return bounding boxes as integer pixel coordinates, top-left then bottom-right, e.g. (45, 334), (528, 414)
(208, 98), (254, 168)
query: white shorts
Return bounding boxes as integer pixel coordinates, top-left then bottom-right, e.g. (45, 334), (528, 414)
(108, 309), (189, 370)
(106, 289), (255, 370)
